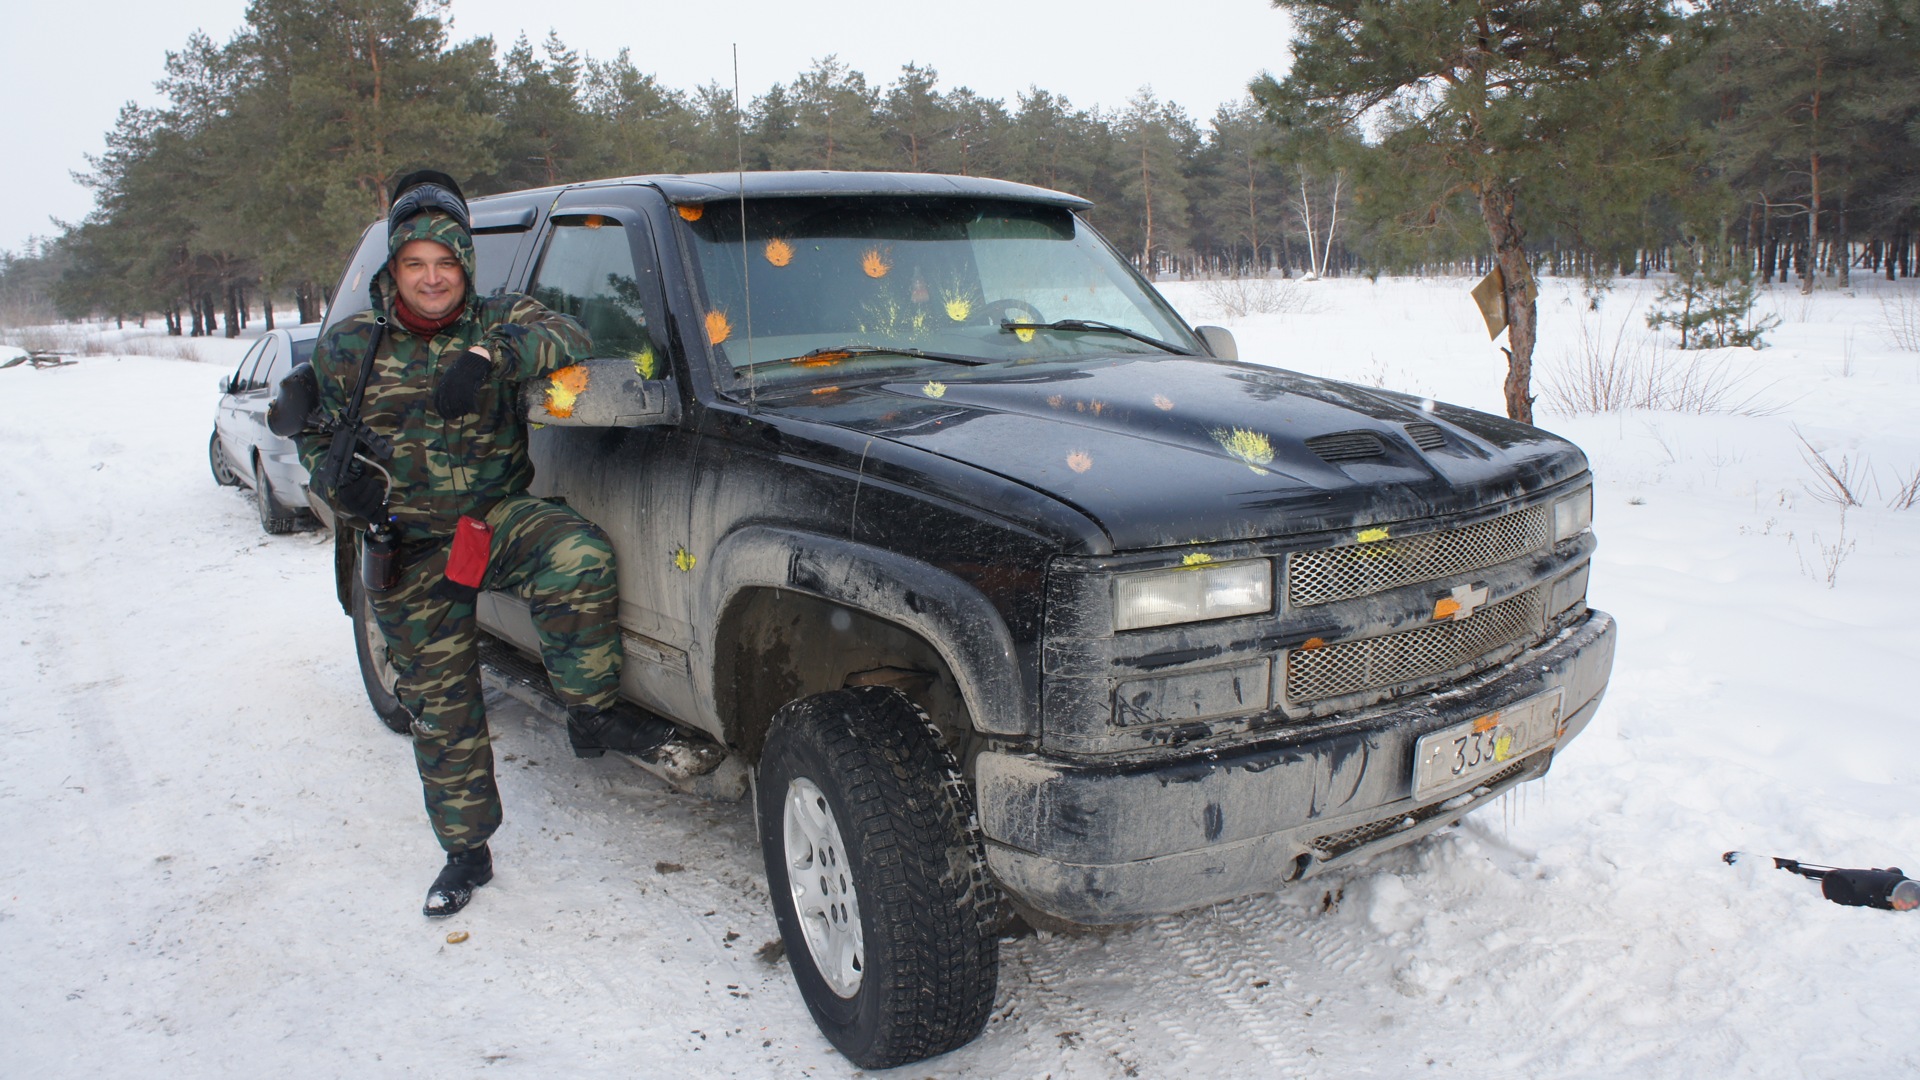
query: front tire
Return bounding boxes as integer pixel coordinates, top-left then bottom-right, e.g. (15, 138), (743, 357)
(756, 686), (998, 1069)
(351, 568), (413, 735)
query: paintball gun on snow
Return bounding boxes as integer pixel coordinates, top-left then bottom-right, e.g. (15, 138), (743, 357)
(1723, 852), (1920, 911)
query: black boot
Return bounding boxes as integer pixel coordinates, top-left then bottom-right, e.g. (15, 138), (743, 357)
(566, 704), (675, 760)
(422, 844), (493, 918)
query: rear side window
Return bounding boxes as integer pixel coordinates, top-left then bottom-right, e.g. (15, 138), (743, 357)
(244, 338), (282, 391)
(529, 217), (656, 366)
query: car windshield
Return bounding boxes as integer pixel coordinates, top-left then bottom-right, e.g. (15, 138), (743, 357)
(679, 196), (1201, 388)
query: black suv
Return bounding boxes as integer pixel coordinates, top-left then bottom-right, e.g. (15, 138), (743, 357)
(316, 171), (1615, 1069)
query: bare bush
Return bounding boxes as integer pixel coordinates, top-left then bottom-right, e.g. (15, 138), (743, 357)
(1543, 310), (1776, 416)
(1194, 275), (1322, 319)
(1889, 466), (1920, 511)
(1796, 507), (1855, 589)
(1881, 287), (1920, 352)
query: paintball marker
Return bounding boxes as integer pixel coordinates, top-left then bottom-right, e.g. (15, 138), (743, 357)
(1723, 852), (1920, 911)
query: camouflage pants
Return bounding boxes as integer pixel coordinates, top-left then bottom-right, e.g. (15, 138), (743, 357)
(370, 495), (623, 853)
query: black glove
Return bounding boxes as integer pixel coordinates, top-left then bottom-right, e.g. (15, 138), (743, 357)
(268, 363), (319, 437)
(432, 349), (492, 420)
(329, 466), (388, 525)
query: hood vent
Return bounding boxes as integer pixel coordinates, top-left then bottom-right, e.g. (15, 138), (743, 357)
(1306, 431), (1387, 464)
(1406, 423), (1446, 450)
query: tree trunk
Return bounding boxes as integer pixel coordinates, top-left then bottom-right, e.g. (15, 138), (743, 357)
(1480, 184), (1536, 425)
(1836, 202), (1850, 289)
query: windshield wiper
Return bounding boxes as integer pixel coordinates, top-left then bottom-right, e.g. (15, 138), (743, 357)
(999, 319), (1195, 355)
(739, 345), (987, 375)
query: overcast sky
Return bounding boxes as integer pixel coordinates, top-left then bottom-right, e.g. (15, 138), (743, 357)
(0, 0), (1293, 256)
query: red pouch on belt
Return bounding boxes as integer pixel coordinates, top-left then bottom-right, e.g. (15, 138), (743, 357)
(446, 515), (494, 589)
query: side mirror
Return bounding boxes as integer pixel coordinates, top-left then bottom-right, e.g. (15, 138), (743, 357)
(218, 376), (234, 394)
(1194, 325), (1238, 361)
(525, 357), (679, 428)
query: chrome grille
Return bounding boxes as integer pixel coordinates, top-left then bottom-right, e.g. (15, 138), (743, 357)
(1285, 587), (1546, 705)
(1288, 505), (1551, 607)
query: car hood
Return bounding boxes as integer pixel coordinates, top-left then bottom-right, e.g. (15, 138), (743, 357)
(777, 356), (1588, 551)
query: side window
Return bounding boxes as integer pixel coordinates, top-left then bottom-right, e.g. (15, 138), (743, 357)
(262, 337), (297, 388)
(230, 338), (268, 391)
(471, 230), (524, 296)
(529, 217), (658, 371)
(239, 338), (279, 391)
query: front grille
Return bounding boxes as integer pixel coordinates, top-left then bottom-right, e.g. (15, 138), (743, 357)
(1287, 504), (1551, 608)
(1306, 431), (1387, 463)
(1309, 759), (1529, 857)
(1285, 586), (1546, 704)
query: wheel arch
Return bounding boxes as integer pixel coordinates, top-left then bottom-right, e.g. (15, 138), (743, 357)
(697, 526), (1031, 761)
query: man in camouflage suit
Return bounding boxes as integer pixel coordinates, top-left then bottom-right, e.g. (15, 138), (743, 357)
(280, 171), (670, 917)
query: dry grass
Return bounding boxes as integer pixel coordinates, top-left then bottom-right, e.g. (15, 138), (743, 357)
(1194, 275), (1324, 319)
(1542, 309), (1776, 416)
(1880, 287), (1920, 352)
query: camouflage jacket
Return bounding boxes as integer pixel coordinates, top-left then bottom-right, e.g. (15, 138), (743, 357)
(299, 292), (592, 541)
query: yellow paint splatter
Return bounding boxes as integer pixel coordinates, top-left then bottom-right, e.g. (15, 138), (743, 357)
(631, 348), (657, 379)
(764, 238), (794, 267)
(1357, 527), (1392, 543)
(1013, 323), (1036, 343)
(945, 297), (972, 322)
(1182, 552), (1214, 566)
(705, 310), (732, 345)
(1066, 451), (1093, 473)
(1153, 393), (1175, 411)
(673, 547), (697, 572)
(1493, 733), (1514, 761)
(1212, 427), (1274, 475)
(923, 381), (947, 399)
(446, 930), (470, 944)
(676, 204), (704, 222)
(1433, 597), (1462, 620)
(861, 249), (891, 278)
(545, 364), (590, 419)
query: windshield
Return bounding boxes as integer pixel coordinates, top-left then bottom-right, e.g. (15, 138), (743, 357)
(679, 196), (1200, 387)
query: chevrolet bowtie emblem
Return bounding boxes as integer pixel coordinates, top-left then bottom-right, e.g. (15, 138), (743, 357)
(1432, 583), (1490, 622)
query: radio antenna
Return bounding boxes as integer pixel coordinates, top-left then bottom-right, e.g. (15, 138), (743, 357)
(734, 44), (755, 409)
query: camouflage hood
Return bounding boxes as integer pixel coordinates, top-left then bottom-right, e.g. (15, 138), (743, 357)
(371, 210), (477, 317)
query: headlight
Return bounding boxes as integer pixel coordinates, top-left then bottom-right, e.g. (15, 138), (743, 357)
(1553, 486), (1593, 542)
(1113, 559), (1272, 631)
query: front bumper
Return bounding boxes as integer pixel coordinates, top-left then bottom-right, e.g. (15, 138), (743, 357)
(977, 609), (1616, 924)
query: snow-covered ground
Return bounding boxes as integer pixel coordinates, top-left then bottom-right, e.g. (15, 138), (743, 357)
(4, 276), (1918, 1078)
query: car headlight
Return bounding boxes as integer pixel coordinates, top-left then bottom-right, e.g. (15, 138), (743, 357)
(1553, 486), (1593, 542)
(1113, 559), (1272, 632)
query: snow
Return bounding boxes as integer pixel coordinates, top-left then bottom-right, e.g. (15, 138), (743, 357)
(5, 277), (1918, 1077)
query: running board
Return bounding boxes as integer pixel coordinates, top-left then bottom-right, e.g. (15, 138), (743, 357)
(477, 635), (749, 801)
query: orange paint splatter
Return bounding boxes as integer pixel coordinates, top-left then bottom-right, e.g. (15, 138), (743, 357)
(704, 310), (732, 345)
(544, 364), (591, 418)
(809, 385), (842, 396)
(796, 354), (845, 367)
(677, 204), (704, 222)
(764, 238), (794, 267)
(584, 215), (606, 229)
(1046, 394), (1064, 408)
(1472, 713), (1502, 734)
(1153, 393), (1175, 411)
(1301, 638), (1326, 651)
(1066, 451), (1093, 473)
(1432, 597), (1462, 620)
(861, 249), (891, 278)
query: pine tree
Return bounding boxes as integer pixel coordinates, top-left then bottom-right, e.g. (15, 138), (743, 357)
(1257, 0), (1687, 422)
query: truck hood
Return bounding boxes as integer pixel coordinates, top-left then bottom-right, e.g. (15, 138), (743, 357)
(780, 356), (1587, 551)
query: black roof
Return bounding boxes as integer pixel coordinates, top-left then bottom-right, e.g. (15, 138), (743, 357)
(467, 170), (1092, 225)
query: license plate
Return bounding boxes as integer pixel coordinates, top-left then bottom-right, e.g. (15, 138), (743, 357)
(1411, 689), (1564, 800)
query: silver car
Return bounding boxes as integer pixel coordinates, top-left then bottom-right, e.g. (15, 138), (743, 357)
(209, 324), (319, 533)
